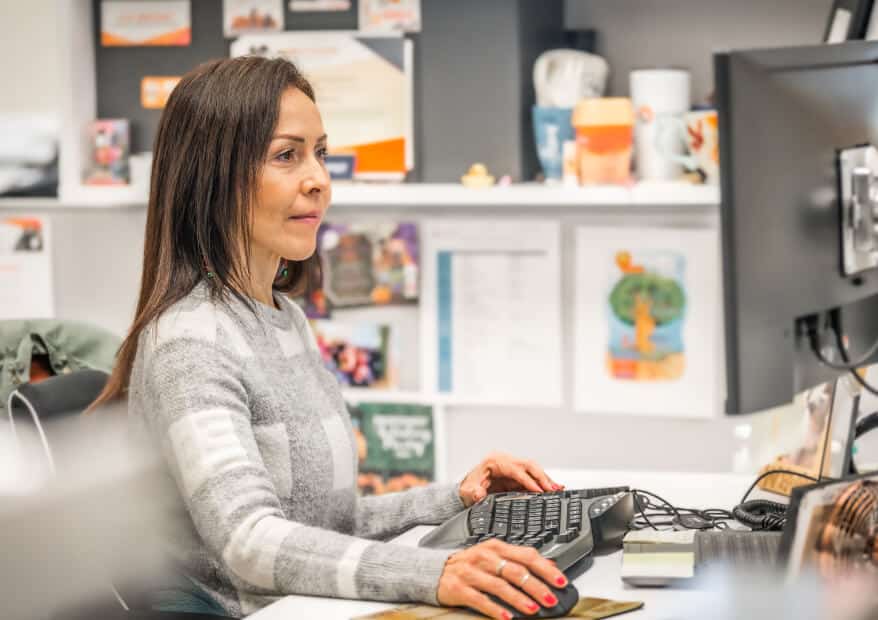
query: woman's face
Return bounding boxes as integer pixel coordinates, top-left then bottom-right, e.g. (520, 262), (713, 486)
(251, 87), (331, 263)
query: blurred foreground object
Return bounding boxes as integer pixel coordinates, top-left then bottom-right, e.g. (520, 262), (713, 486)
(0, 405), (178, 619)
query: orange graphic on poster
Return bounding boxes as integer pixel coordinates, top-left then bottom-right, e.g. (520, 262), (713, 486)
(141, 76), (181, 109)
(607, 249), (687, 382)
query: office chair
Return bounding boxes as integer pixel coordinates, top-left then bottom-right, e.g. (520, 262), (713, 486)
(7, 370), (235, 620)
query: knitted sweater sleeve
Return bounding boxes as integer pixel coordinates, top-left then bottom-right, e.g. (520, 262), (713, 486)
(138, 334), (456, 605)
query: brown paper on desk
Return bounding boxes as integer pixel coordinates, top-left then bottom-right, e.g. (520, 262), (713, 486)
(351, 605), (479, 619)
(350, 597), (644, 619)
(565, 597), (644, 619)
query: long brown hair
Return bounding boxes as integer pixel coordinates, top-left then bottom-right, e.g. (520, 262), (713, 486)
(91, 56), (321, 409)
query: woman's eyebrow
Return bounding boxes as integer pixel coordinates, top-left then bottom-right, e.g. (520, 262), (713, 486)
(272, 133), (329, 143)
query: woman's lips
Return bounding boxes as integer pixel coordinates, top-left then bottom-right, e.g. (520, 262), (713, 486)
(287, 213), (320, 224)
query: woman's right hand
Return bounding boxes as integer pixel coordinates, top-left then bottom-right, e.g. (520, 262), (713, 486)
(436, 539), (569, 619)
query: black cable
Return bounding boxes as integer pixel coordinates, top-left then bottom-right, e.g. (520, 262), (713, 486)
(629, 488), (733, 532)
(738, 469), (819, 505)
(805, 311), (878, 371)
(732, 500), (789, 531)
(830, 309), (878, 398)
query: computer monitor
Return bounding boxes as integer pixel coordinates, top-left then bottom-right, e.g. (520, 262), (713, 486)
(715, 41), (878, 414)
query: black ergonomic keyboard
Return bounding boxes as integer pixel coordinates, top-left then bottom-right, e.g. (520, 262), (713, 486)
(419, 487), (634, 572)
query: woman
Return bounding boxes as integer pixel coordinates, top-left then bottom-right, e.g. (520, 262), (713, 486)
(93, 56), (568, 620)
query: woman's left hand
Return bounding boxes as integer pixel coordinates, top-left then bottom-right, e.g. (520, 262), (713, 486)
(458, 452), (563, 507)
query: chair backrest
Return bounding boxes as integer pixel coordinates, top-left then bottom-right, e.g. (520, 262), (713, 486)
(7, 369), (108, 474)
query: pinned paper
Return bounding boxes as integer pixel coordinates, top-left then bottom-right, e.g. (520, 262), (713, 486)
(101, 1), (191, 46)
(141, 76), (181, 109)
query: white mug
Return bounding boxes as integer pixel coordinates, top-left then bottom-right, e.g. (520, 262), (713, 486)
(630, 69), (691, 181)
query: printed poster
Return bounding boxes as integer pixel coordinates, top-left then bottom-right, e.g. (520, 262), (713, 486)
(100, 0), (191, 46)
(0, 217), (53, 319)
(223, 0), (283, 36)
(574, 226), (721, 418)
(420, 219), (563, 407)
(359, 0), (421, 33)
(348, 402), (434, 496)
(313, 321), (396, 388)
(304, 221), (419, 317)
(231, 32), (413, 179)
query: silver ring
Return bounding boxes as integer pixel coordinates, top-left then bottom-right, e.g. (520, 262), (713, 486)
(519, 573), (530, 587)
(495, 559), (508, 577)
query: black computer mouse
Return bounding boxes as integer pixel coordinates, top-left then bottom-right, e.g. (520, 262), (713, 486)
(484, 581), (579, 619)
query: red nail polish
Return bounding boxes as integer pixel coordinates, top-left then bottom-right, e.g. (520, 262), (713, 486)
(555, 576), (567, 587)
(501, 612), (513, 620)
(528, 602), (539, 612)
(551, 484), (560, 490)
(544, 594), (558, 606)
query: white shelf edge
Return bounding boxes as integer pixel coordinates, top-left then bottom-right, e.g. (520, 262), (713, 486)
(341, 389), (434, 404)
(331, 182), (719, 207)
(45, 182), (719, 210)
(340, 388), (565, 408)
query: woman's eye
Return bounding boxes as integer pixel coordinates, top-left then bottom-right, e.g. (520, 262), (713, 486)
(276, 149), (296, 162)
(316, 147), (328, 161)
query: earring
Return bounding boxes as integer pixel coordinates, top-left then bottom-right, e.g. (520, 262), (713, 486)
(202, 255), (214, 279)
(278, 259), (289, 279)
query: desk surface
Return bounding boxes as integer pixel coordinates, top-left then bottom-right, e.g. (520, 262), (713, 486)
(249, 469), (756, 620)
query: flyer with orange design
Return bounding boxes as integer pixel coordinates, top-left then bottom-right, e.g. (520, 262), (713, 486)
(231, 32), (413, 179)
(141, 76), (181, 109)
(100, 1), (191, 47)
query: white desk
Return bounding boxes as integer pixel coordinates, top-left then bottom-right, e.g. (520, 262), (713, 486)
(249, 470), (755, 620)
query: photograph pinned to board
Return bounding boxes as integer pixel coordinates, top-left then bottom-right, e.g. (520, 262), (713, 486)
(420, 219), (563, 407)
(223, 0), (283, 36)
(0, 217), (53, 319)
(100, 0), (191, 46)
(231, 31), (414, 180)
(302, 221), (419, 318)
(83, 119), (130, 186)
(347, 401), (436, 496)
(573, 226), (721, 418)
(289, 0), (351, 10)
(312, 320), (396, 389)
(359, 0), (421, 33)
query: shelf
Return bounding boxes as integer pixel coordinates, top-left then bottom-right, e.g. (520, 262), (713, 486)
(330, 181), (719, 207)
(341, 389), (433, 404)
(42, 181), (719, 210)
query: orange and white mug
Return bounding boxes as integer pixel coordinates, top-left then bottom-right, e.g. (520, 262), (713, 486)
(572, 97), (635, 185)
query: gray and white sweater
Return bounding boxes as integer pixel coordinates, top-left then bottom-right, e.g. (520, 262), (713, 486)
(127, 282), (464, 617)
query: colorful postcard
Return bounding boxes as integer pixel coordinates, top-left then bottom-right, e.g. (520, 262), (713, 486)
(101, 0), (191, 46)
(223, 0), (283, 36)
(83, 119), (130, 186)
(606, 249), (687, 382)
(574, 226), (720, 418)
(304, 222), (419, 316)
(312, 321), (394, 388)
(348, 402), (434, 496)
(359, 0), (421, 32)
(289, 0), (351, 11)
(140, 76), (181, 109)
